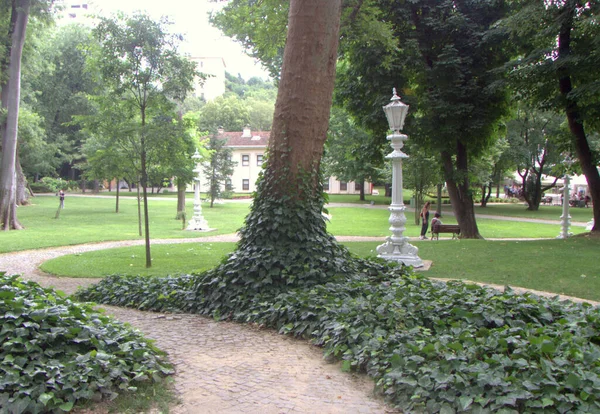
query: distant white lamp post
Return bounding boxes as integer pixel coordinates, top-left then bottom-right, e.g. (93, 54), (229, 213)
(187, 149), (210, 231)
(376, 88), (423, 267)
(557, 174), (572, 239)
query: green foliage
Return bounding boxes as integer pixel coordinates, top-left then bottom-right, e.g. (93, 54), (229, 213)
(323, 107), (384, 196)
(0, 273), (173, 413)
(77, 264), (600, 413)
(202, 133), (237, 206)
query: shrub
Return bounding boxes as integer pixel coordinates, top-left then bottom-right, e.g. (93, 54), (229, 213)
(0, 274), (173, 413)
(29, 182), (54, 194)
(77, 265), (600, 413)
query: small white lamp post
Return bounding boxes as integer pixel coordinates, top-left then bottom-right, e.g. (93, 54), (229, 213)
(557, 174), (572, 239)
(376, 88), (423, 267)
(186, 149), (210, 231)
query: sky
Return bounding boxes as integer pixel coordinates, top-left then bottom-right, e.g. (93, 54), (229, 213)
(89, 0), (271, 80)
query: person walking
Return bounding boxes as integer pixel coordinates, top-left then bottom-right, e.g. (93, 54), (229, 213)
(419, 201), (431, 240)
(59, 190), (65, 209)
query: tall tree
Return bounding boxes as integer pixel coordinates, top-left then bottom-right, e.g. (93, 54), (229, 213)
(504, 106), (565, 210)
(0, 0), (30, 230)
(324, 107), (383, 201)
(504, 0), (600, 232)
(25, 23), (98, 181)
(202, 132), (236, 208)
(195, 0), (352, 315)
(91, 12), (197, 267)
(341, 0), (513, 238)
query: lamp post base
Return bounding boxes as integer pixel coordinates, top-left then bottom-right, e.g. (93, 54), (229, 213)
(377, 239), (424, 268)
(186, 217), (212, 232)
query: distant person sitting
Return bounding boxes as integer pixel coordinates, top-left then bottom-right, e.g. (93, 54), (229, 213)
(430, 212), (442, 238)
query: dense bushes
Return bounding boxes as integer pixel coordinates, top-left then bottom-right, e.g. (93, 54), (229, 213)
(0, 274), (173, 413)
(77, 265), (600, 413)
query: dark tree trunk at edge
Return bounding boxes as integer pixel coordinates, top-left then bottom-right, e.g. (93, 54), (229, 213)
(441, 145), (482, 239)
(557, 1), (600, 232)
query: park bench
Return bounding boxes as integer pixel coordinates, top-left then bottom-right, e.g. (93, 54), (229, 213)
(431, 224), (461, 240)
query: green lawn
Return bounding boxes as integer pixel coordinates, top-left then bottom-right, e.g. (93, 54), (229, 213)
(40, 237), (600, 302)
(1, 196), (589, 254)
(325, 207), (587, 238)
(40, 242), (237, 278)
(344, 237), (600, 302)
(474, 202), (593, 222)
(0, 195), (249, 253)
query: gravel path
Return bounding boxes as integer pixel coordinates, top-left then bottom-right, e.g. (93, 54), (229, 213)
(0, 236), (396, 414)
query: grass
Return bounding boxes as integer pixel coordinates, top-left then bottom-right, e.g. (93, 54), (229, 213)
(2, 196), (587, 254)
(325, 207), (588, 238)
(344, 237), (600, 302)
(41, 242), (237, 278)
(40, 236), (600, 302)
(0, 195), (250, 253)
(474, 202), (593, 222)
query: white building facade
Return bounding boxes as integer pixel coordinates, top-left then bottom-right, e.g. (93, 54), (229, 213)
(205, 127), (371, 195)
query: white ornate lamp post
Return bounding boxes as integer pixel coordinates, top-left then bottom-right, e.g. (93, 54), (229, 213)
(187, 149), (210, 231)
(557, 174), (572, 239)
(376, 88), (423, 267)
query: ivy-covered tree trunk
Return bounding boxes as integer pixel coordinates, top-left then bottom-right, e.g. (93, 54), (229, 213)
(442, 147), (481, 239)
(193, 0), (349, 315)
(0, 0), (29, 230)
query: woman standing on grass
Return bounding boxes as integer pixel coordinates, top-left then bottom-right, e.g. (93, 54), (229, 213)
(419, 201), (431, 240)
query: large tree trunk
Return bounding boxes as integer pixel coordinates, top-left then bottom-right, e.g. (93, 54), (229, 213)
(557, 1), (600, 233)
(176, 178), (186, 219)
(197, 0), (344, 302)
(0, 0), (29, 230)
(267, 1), (341, 195)
(441, 145), (482, 239)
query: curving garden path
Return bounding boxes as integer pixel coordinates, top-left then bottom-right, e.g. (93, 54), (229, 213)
(0, 236), (397, 414)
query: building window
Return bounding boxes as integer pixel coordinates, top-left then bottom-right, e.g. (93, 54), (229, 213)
(242, 155), (250, 166)
(323, 179), (330, 191)
(242, 179), (250, 191)
(355, 182), (363, 192)
(225, 178), (233, 191)
(340, 181), (347, 191)
(257, 154), (263, 166)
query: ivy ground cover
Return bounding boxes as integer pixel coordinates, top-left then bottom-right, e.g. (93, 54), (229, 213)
(0, 274), (173, 413)
(77, 264), (600, 413)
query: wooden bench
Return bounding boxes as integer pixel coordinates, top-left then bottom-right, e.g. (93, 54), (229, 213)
(431, 224), (461, 240)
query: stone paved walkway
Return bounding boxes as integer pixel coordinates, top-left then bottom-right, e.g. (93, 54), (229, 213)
(0, 237), (396, 414)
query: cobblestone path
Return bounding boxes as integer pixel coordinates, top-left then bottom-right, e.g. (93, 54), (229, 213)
(0, 239), (395, 414)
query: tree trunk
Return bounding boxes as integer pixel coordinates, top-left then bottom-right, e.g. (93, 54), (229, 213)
(115, 179), (120, 213)
(201, 0), (344, 297)
(176, 178), (186, 219)
(137, 178), (142, 237)
(266, 0), (342, 196)
(441, 146), (482, 239)
(140, 112), (152, 268)
(557, 1), (600, 232)
(436, 183), (442, 215)
(359, 180), (365, 201)
(0, 0), (29, 230)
